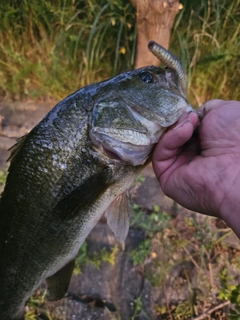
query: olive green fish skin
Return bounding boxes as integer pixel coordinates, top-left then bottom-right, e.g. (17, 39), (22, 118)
(0, 66), (190, 319)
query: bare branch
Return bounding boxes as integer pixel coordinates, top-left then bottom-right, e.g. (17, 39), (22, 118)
(193, 300), (230, 320)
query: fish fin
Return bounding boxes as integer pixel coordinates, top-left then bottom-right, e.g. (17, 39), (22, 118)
(7, 134), (28, 163)
(104, 191), (131, 243)
(46, 259), (75, 301)
(52, 167), (112, 219)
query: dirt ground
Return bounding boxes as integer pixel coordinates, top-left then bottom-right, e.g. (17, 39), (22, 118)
(0, 100), (239, 320)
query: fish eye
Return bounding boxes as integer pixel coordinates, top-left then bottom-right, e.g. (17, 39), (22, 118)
(139, 72), (153, 83)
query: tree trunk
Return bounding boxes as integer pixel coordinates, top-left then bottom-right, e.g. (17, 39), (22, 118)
(130, 0), (181, 69)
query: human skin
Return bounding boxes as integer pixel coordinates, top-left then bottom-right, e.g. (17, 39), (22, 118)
(152, 99), (240, 237)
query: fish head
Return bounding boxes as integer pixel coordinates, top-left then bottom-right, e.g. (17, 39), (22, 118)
(90, 47), (193, 166)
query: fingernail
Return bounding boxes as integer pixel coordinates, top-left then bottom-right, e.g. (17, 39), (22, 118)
(197, 111), (204, 120)
(173, 120), (188, 130)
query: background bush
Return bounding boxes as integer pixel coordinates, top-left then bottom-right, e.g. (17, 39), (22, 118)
(0, 0), (239, 105)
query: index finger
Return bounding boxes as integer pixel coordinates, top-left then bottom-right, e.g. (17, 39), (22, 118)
(153, 111), (199, 162)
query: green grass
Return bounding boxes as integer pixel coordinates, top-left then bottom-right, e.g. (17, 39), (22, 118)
(0, 0), (239, 103)
(0, 0), (136, 100)
(171, 0), (240, 105)
(73, 242), (119, 274)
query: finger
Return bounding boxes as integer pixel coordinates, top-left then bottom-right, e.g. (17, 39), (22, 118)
(153, 112), (198, 181)
(153, 112), (199, 162)
(159, 150), (197, 188)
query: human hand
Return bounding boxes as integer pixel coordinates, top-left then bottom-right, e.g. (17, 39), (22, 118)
(152, 99), (240, 237)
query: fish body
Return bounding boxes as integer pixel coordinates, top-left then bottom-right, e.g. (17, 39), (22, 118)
(0, 56), (192, 318)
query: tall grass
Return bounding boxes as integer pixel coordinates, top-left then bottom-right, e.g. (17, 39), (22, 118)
(0, 0), (135, 99)
(171, 0), (240, 105)
(0, 0), (239, 103)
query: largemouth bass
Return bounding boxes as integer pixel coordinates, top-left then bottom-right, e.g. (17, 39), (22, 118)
(0, 41), (193, 319)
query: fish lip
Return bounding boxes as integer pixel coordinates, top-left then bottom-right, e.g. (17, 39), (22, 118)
(90, 131), (154, 166)
(102, 146), (126, 163)
(89, 104), (164, 166)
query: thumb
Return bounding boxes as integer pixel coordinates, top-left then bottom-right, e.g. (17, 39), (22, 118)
(153, 112), (199, 182)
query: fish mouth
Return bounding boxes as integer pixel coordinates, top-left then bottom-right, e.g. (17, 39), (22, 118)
(103, 147), (123, 161)
(90, 105), (168, 166)
(90, 99), (192, 166)
(100, 137), (155, 166)
(90, 122), (163, 166)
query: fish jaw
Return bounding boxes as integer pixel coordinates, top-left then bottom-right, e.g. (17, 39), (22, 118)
(90, 95), (192, 166)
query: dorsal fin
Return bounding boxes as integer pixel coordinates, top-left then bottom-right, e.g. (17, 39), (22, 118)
(7, 134), (28, 163)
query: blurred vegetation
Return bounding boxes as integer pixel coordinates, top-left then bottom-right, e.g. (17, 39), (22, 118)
(0, 0), (239, 104)
(130, 204), (240, 319)
(73, 242), (119, 274)
(171, 0), (240, 106)
(0, 169), (7, 193)
(0, 0), (136, 100)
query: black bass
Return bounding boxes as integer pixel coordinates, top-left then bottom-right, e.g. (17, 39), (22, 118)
(0, 41), (193, 319)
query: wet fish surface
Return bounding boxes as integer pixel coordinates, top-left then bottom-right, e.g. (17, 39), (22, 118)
(0, 41), (193, 319)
